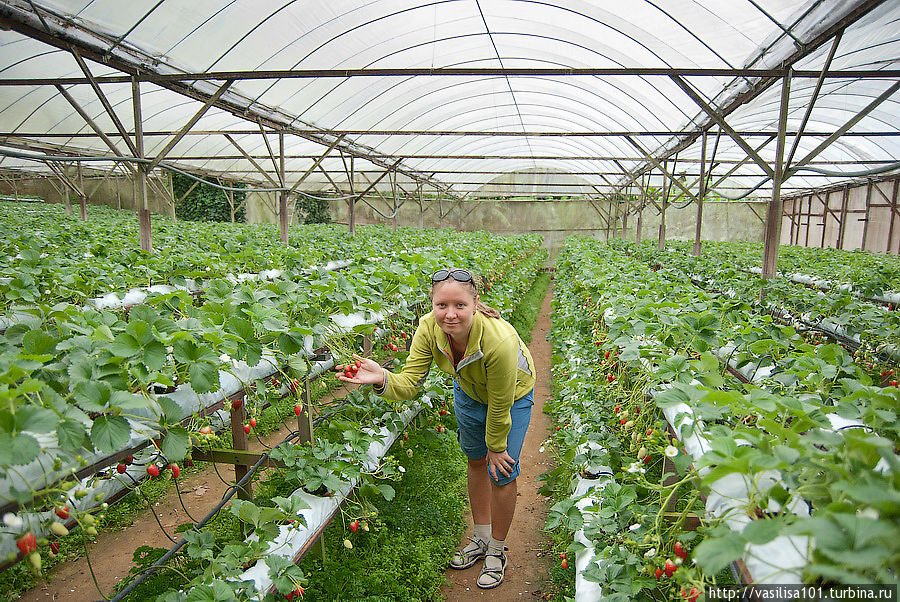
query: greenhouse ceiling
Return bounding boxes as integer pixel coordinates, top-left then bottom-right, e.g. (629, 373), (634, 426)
(0, 0), (898, 202)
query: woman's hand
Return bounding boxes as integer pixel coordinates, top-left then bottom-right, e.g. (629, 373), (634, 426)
(487, 449), (515, 481)
(335, 354), (386, 387)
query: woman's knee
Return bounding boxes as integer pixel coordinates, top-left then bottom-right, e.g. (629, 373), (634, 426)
(467, 457), (486, 470)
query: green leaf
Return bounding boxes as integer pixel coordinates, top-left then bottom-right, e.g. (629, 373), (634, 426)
(742, 518), (782, 545)
(140, 340), (168, 372)
(188, 362), (219, 394)
(90, 415), (132, 453)
(17, 406), (58, 433)
(23, 329), (57, 355)
(653, 385), (690, 408)
(692, 531), (746, 574)
(0, 432), (40, 465)
(376, 483), (396, 501)
(73, 380), (111, 412)
(160, 427), (190, 461)
(57, 419), (86, 452)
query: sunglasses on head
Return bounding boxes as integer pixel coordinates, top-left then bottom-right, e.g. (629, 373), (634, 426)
(431, 268), (474, 284)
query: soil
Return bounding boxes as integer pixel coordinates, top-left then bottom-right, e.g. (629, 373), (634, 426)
(439, 286), (555, 601)
(18, 287), (556, 601)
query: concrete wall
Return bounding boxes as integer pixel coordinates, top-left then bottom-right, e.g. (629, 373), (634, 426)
(0, 171), (174, 216)
(324, 196), (767, 256)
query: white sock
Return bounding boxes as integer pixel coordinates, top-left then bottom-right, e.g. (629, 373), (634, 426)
(488, 536), (505, 555)
(473, 524), (491, 543)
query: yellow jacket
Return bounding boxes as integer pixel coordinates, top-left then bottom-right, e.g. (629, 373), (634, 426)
(378, 311), (535, 452)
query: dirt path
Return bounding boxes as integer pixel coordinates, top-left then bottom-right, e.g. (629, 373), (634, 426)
(18, 380), (361, 602)
(439, 286), (555, 601)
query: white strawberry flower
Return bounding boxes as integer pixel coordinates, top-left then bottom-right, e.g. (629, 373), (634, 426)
(665, 446), (679, 458)
(626, 461), (645, 474)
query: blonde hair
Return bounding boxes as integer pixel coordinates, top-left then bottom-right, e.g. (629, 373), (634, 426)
(430, 276), (500, 318)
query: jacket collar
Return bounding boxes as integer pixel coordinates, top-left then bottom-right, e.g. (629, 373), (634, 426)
(438, 312), (484, 367)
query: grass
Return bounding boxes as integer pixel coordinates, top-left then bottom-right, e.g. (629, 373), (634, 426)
(291, 407), (468, 601)
(508, 270), (552, 344)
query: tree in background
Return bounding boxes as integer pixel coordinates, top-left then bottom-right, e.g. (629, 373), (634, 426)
(173, 173), (246, 222)
(295, 193), (331, 224)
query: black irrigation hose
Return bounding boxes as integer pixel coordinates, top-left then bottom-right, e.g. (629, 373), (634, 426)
(107, 430), (304, 602)
(172, 476), (202, 525)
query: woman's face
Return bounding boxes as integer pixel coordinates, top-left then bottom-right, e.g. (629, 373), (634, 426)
(431, 280), (477, 340)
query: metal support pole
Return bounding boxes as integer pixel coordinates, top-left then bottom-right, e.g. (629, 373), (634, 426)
(659, 162), (669, 250)
(278, 133), (289, 243)
(761, 72), (791, 280)
(348, 157), (356, 236)
(693, 132), (708, 256)
(132, 77), (152, 252)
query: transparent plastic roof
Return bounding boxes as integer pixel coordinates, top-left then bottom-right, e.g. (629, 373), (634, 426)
(0, 0), (897, 200)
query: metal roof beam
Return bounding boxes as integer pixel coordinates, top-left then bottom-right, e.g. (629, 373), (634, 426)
(2, 68), (898, 85)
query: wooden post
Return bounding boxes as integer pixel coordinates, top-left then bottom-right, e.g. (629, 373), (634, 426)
(861, 181), (872, 251)
(229, 396), (252, 501)
(61, 176), (71, 215)
(77, 162), (87, 221)
(837, 184), (850, 250)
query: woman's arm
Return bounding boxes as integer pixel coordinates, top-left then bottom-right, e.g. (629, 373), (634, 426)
(337, 320), (434, 400)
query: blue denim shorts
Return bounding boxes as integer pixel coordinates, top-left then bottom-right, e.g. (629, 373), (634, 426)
(453, 381), (534, 486)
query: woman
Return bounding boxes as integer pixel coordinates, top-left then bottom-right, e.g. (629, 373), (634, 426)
(337, 268), (536, 589)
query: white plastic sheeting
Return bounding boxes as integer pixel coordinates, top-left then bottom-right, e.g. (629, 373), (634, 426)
(0, 1), (897, 198)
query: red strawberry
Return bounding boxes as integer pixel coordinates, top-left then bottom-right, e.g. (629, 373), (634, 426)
(561, 558), (569, 569)
(16, 533), (37, 555)
(349, 520), (359, 532)
(389, 343), (399, 352)
(647, 429), (654, 435)
(664, 559), (678, 577)
(125, 455), (134, 465)
(604, 350), (611, 359)
(294, 405), (304, 416)
(55, 506), (69, 520)
(231, 398), (243, 410)
(249, 418), (257, 428)
(169, 464), (180, 479)
(439, 409), (448, 416)
(643, 455), (652, 464)
(146, 464), (159, 478)
(674, 542), (687, 560)
(559, 553), (567, 559)
(687, 587), (700, 602)
(284, 587), (304, 600)
(242, 424), (252, 434)
(185, 459), (194, 467)
(614, 404), (621, 413)
(116, 463), (127, 474)
(619, 419), (627, 425)
(198, 426), (212, 435)
(891, 381), (898, 387)
(49, 541), (61, 555)
(355, 361), (362, 369)
(655, 568), (663, 579)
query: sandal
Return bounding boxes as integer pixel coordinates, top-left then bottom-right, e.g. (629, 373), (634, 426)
(450, 537), (487, 570)
(477, 550), (507, 589)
